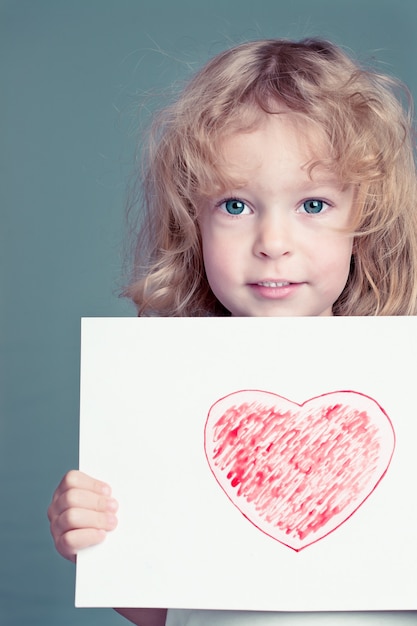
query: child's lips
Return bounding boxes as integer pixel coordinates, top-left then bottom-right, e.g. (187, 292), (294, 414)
(255, 280), (292, 288)
(248, 279), (305, 299)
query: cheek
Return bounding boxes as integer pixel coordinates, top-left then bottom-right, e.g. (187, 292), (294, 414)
(200, 229), (239, 300)
(320, 231), (353, 264)
(331, 238), (354, 285)
(202, 237), (227, 280)
(201, 224), (230, 271)
(311, 234), (353, 292)
(341, 237), (354, 266)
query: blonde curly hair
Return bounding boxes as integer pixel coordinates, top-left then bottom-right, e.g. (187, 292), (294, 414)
(124, 38), (417, 316)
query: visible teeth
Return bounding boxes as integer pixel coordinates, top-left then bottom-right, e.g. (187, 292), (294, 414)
(258, 281), (290, 287)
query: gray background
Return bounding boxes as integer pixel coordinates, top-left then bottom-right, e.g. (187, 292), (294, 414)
(1, 1), (416, 624)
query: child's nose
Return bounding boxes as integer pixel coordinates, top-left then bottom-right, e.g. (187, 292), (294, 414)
(253, 211), (293, 259)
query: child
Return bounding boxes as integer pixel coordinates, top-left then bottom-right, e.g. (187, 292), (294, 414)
(48, 38), (417, 625)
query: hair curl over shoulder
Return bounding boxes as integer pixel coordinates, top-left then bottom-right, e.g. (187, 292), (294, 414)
(124, 38), (417, 316)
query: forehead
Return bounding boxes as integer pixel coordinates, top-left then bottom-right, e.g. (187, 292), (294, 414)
(218, 112), (335, 185)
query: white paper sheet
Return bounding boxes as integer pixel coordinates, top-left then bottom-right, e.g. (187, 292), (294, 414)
(75, 317), (417, 611)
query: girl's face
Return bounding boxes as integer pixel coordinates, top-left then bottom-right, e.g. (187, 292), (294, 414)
(199, 114), (354, 317)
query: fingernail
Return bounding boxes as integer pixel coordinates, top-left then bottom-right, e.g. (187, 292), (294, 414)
(106, 513), (118, 527)
(106, 498), (118, 512)
(101, 484), (111, 496)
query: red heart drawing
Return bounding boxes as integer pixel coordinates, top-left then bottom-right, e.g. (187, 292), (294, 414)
(204, 390), (395, 551)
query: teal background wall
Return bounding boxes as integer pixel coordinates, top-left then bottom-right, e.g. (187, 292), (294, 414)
(1, 1), (416, 624)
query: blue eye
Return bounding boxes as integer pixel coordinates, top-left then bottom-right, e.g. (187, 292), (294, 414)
(223, 199), (248, 215)
(302, 199), (325, 214)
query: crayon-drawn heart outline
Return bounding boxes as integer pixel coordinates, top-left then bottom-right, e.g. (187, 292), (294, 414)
(204, 390), (395, 551)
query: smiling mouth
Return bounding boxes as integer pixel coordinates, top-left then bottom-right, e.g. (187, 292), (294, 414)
(250, 280), (305, 299)
(256, 280), (292, 287)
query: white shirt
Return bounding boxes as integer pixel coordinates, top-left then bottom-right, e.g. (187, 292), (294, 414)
(166, 610), (417, 625)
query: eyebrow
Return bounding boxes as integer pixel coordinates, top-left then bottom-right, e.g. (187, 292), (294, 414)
(297, 176), (345, 191)
(222, 179), (347, 196)
(309, 166), (352, 186)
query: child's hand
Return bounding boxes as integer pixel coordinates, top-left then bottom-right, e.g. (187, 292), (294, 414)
(47, 470), (118, 562)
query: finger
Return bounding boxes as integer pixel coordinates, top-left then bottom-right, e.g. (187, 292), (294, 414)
(48, 470), (115, 523)
(50, 507), (118, 538)
(49, 487), (118, 520)
(55, 528), (108, 562)
(52, 470), (111, 503)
